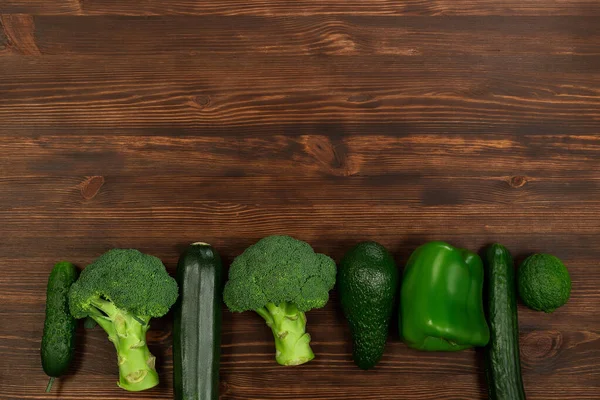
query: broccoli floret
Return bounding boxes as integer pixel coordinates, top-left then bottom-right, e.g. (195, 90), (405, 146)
(223, 235), (336, 366)
(69, 249), (178, 391)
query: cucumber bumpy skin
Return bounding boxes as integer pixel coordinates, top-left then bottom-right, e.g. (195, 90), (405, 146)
(41, 261), (78, 392)
(484, 244), (526, 400)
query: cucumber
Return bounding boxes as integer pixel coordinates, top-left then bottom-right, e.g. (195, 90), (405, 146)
(483, 244), (526, 400)
(173, 243), (222, 400)
(41, 261), (78, 392)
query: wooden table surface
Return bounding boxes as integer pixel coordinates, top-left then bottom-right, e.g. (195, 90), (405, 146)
(1, 1), (599, 399)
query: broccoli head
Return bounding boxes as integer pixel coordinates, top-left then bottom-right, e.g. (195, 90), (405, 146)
(69, 249), (178, 391)
(223, 235), (336, 366)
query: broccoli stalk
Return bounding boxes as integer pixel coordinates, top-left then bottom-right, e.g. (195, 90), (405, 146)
(69, 249), (179, 392)
(223, 235), (336, 366)
(89, 298), (157, 391)
(257, 302), (314, 366)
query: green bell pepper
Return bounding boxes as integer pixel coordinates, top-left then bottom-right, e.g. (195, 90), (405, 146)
(399, 241), (490, 351)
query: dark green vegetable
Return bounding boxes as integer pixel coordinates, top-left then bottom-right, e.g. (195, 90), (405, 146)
(518, 253), (571, 313)
(173, 243), (223, 400)
(483, 244), (526, 400)
(399, 241), (489, 351)
(338, 241), (398, 369)
(41, 261), (78, 392)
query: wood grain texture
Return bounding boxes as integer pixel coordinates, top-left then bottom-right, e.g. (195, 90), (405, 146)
(0, 54), (598, 134)
(3, 134), (600, 177)
(1, 0), (600, 16)
(0, 14), (41, 55)
(0, 2), (599, 399)
(3, 16), (600, 57)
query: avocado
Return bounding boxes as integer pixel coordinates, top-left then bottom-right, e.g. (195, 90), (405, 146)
(338, 241), (399, 369)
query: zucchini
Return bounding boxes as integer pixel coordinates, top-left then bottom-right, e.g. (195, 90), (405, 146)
(41, 261), (78, 392)
(483, 244), (526, 400)
(173, 243), (222, 400)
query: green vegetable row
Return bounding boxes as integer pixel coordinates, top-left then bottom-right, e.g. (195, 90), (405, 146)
(41, 236), (571, 400)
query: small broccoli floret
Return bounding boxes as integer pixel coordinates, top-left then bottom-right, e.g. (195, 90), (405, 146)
(69, 249), (178, 391)
(223, 235), (336, 366)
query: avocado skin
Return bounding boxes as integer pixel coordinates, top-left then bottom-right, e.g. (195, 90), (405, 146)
(338, 242), (399, 370)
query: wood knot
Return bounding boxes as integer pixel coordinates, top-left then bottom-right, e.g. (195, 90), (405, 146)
(521, 330), (563, 362)
(219, 380), (229, 395)
(1, 15), (42, 55)
(302, 135), (358, 176)
(347, 94), (374, 103)
(326, 33), (357, 54)
(346, 93), (381, 108)
(190, 95), (211, 109)
(509, 176), (527, 188)
(79, 176), (105, 200)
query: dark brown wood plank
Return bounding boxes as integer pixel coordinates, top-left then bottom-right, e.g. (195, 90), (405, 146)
(4, 205), (600, 240)
(3, 16), (599, 57)
(0, 54), (598, 134)
(2, 175), (600, 209)
(1, 0), (600, 16)
(4, 235), (600, 269)
(2, 134), (600, 178)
